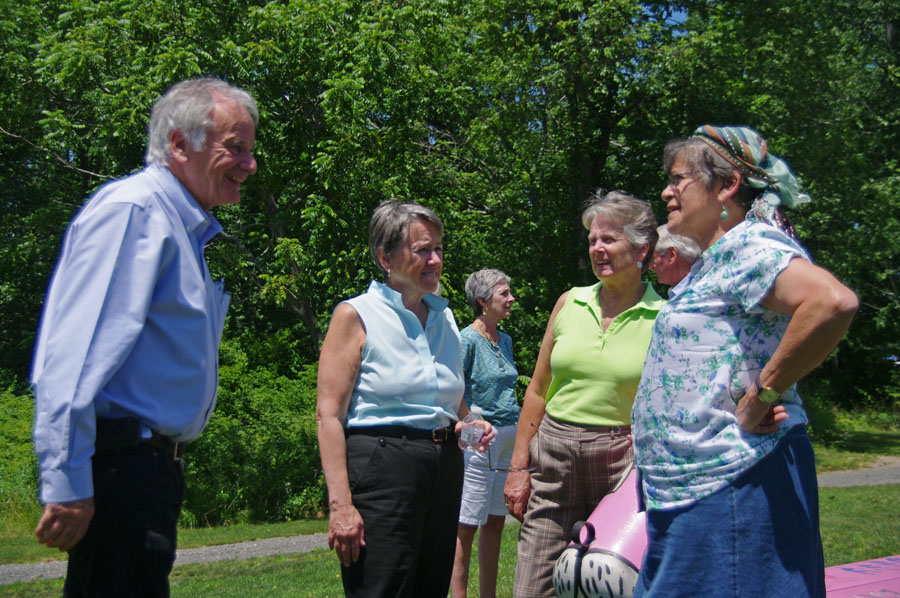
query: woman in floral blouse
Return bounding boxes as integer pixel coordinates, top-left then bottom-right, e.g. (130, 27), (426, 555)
(631, 126), (858, 598)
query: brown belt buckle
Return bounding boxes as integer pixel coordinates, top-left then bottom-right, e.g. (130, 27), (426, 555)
(432, 427), (449, 443)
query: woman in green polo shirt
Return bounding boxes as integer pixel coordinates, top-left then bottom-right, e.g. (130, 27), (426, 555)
(503, 190), (664, 598)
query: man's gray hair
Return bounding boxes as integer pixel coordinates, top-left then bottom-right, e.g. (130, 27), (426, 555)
(369, 201), (444, 277)
(145, 78), (259, 166)
(581, 190), (658, 272)
(655, 224), (701, 262)
(465, 269), (511, 317)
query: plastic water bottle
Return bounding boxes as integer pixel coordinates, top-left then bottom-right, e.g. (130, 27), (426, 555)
(459, 406), (485, 452)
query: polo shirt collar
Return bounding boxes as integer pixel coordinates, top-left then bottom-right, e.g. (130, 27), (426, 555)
(571, 281), (665, 312)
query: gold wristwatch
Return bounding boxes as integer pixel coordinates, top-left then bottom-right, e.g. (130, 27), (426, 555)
(754, 375), (781, 404)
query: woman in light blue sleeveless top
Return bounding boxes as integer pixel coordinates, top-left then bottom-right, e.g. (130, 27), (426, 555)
(317, 201), (494, 598)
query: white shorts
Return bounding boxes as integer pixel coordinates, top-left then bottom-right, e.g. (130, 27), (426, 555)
(458, 423), (517, 526)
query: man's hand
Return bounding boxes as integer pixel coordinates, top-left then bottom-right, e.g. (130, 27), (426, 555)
(34, 498), (95, 552)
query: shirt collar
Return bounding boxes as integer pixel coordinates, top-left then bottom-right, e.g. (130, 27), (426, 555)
(571, 281), (665, 312)
(368, 280), (449, 313)
(668, 260), (703, 299)
(145, 164), (223, 244)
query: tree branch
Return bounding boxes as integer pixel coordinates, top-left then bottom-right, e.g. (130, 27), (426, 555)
(0, 124), (113, 180)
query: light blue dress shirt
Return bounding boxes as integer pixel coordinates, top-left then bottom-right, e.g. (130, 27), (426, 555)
(31, 165), (230, 504)
(344, 281), (465, 429)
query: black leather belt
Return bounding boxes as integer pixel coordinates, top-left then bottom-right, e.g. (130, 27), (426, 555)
(346, 425), (456, 443)
(95, 418), (185, 461)
(144, 431), (185, 461)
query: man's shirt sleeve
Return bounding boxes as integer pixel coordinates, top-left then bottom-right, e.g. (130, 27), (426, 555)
(31, 199), (169, 503)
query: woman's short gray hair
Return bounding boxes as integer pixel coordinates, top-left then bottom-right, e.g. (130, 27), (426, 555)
(581, 190), (658, 271)
(663, 137), (761, 210)
(369, 201), (444, 277)
(655, 224), (701, 262)
(465, 269), (511, 317)
(145, 78), (259, 166)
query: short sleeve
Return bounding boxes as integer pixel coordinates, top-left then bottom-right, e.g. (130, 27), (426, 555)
(719, 224), (809, 311)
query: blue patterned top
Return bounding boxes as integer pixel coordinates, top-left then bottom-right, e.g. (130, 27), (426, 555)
(632, 221), (811, 511)
(460, 326), (520, 427)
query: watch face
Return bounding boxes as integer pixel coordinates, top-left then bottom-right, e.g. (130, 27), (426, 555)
(759, 387), (781, 404)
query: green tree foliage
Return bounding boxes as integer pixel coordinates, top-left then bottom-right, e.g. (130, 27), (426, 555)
(181, 341), (322, 525)
(2, 0), (897, 522)
(663, 0), (900, 407)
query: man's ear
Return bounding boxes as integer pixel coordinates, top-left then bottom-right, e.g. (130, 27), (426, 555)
(168, 129), (190, 164)
(666, 246), (678, 265)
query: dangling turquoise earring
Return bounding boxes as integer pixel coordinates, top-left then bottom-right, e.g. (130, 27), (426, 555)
(720, 204), (728, 221)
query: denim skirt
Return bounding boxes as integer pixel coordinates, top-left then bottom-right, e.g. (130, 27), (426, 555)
(635, 426), (825, 598)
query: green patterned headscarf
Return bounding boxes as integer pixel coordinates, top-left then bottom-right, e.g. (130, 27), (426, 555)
(692, 125), (810, 230)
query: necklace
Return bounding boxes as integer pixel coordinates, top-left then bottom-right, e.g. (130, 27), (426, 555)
(472, 320), (506, 370)
(473, 320), (499, 345)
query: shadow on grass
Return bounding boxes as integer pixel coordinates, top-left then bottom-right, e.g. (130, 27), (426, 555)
(836, 430), (900, 456)
(814, 429), (900, 472)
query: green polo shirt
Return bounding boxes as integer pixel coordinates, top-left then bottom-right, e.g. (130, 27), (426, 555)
(545, 282), (665, 427)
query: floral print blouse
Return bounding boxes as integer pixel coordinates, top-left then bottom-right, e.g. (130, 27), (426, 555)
(632, 221), (811, 511)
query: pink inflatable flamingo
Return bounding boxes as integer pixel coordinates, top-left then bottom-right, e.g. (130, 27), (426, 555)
(553, 463), (647, 598)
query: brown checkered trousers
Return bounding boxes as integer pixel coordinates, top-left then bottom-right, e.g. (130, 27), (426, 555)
(513, 414), (633, 598)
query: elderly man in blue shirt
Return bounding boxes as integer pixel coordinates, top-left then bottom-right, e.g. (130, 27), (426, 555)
(30, 78), (258, 597)
(649, 224), (701, 295)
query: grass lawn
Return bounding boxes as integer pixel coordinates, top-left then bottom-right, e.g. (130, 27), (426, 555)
(4, 490), (900, 598)
(813, 428), (900, 472)
(819, 484), (900, 566)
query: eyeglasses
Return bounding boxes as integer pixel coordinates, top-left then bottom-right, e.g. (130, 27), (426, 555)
(666, 170), (700, 187)
(487, 443), (535, 473)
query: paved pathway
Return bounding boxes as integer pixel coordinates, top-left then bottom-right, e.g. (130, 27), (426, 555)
(816, 456), (900, 488)
(4, 458), (900, 586)
(1, 534), (331, 586)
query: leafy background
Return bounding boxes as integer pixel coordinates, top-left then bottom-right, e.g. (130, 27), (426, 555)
(1, 0), (897, 524)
